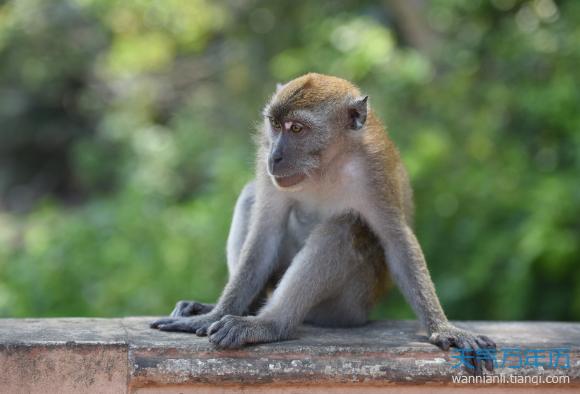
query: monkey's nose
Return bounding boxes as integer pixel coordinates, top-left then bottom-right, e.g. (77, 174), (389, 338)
(269, 152), (284, 174)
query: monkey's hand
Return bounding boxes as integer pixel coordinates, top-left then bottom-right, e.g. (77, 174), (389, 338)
(207, 315), (285, 349)
(429, 323), (496, 375)
(149, 312), (222, 336)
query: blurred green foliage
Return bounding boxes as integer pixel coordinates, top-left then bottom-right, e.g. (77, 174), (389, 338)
(0, 0), (578, 321)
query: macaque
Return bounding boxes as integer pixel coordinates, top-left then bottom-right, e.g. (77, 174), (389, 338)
(151, 73), (495, 374)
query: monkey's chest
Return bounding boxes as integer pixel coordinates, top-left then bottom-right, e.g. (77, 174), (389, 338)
(286, 204), (325, 248)
(285, 160), (366, 249)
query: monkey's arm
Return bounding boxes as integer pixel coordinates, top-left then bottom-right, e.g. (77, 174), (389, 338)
(213, 189), (290, 317)
(365, 208), (496, 375)
(380, 221), (449, 331)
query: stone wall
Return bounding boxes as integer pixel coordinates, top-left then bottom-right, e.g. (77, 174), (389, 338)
(0, 318), (578, 393)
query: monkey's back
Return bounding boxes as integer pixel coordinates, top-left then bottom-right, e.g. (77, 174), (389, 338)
(362, 112), (415, 227)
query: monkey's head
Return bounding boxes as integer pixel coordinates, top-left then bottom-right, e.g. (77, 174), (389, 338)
(262, 73), (368, 191)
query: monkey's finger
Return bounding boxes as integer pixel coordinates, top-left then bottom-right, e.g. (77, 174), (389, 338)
(451, 338), (477, 374)
(475, 337), (488, 349)
(195, 326), (208, 336)
(439, 338), (451, 351)
(470, 352), (482, 376)
(150, 317), (178, 328)
(211, 328), (243, 349)
(474, 337), (495, 372)
(453, 337), (467, 350)
(479, 335), (496, 349)
(458, 338), (480, 375)
(209, 328), (229, 346)
(157, 321), (196, 333)
(208, 320), (225, 336)
(466, 338), (482, 376)
(484, 358), (494, 372)
(209, 317), (245, 346)
(208, 323), (232, 345)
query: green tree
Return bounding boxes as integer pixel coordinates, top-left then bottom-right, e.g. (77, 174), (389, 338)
(0, 0), (578, 321)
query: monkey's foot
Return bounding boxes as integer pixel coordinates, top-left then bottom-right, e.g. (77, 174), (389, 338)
(429, 324), (496, 375)
(170, 300), (215, 317)
(208, 315), (284, 349)
(149, 313), (221, 336)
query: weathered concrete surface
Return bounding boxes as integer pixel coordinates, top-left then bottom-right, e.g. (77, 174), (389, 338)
(133, 386), (578, 394)
(0, 318), (579, 394)
(127, 319), (580, 389)
(0, 318), (128, 394)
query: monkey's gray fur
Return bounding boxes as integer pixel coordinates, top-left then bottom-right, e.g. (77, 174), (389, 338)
(151, 73), (495, 375)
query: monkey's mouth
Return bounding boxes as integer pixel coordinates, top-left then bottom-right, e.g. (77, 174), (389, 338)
(273, 173), (307, 188)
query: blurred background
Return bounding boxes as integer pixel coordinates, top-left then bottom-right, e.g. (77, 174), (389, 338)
(0, 0), (578, 321)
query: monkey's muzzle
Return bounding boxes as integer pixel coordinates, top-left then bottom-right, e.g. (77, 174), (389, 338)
(273, 173), (306, 188)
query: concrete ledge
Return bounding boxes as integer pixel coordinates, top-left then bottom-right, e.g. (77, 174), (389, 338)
(0, 318), (578, 393)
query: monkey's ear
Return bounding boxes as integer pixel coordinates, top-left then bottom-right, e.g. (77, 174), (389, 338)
(348, 96), (368, 130)
(276, 82), (285, 92)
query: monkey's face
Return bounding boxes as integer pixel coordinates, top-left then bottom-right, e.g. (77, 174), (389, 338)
(263, 107), (338, 191)
(263, 73), (368, 191)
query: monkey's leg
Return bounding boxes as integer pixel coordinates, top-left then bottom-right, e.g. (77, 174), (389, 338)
(161, 181), (256, 320)
(305, 217), (387, 327)
(207, 215), (381, 348)
(152, 179), (291, 334)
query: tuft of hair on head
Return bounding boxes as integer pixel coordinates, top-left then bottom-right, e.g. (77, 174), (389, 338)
(268, 73), (365, 122)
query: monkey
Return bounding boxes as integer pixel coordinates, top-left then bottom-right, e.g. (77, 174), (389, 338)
(151, 73), (496, 374)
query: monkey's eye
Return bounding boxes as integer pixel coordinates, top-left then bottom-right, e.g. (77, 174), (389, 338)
(271, 118), (282, 130)
(290, 123), (303, 133)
